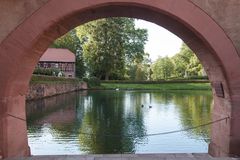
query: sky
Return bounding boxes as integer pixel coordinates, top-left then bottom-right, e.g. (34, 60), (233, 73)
(134, 19), (183, 62)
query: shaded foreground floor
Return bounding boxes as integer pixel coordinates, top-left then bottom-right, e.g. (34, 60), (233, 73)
(5, 154), (240, 160)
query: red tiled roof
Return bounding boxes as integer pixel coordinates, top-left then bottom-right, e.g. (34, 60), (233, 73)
(39, 48), (75, 62)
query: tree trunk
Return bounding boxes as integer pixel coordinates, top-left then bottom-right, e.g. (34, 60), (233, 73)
(105, 72), (110, 80)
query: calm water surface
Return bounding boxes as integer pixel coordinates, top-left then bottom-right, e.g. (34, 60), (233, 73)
(26, 90), (212, 155)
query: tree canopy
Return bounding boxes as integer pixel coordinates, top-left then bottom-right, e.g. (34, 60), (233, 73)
(151, 43), (205, 80)
(77, 17), (148, 80)
(51, 18), (204, 81)
(152, 56), (174, 80)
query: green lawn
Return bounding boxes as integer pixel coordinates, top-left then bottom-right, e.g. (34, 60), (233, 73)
(101, 82), (211, 90)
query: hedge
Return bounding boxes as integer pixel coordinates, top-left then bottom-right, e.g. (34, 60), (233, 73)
(100, 79), (209, 84)
(31, 75), (81, 84)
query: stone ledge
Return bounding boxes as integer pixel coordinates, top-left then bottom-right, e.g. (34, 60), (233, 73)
(4, 154), (239, 160)
(26, 82), (87, 100)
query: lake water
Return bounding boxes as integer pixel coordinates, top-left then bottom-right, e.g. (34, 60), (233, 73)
(26, 90), (212, 155)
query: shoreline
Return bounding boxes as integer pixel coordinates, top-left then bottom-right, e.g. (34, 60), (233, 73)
(100, 82), (211, 91)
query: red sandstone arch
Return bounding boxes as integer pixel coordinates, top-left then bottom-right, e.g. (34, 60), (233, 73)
(1, 0), (240, 158)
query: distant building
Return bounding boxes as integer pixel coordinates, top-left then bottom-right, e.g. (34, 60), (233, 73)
(37, 48), (76, 77)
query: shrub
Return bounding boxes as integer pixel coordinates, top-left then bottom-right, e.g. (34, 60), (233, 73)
(84, 77), (101, 87)
(186, 75), (208, 80)
(31, 75), (81, 84)
(100, 79), (209, 84)
(33, 67), (61, 76)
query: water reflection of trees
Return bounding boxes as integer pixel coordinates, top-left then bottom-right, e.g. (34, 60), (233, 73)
(172, 91), (212, 141)
(78, 91), (146, 153)
(27, 90), (212, 153)
(152, 90), (212, 141)
(151, 91), (174, 105)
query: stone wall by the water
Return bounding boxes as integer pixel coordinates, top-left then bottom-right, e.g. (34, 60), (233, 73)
(27, 82), (87, 100)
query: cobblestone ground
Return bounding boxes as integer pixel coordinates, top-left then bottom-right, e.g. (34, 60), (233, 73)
(4, 154), (240, 160)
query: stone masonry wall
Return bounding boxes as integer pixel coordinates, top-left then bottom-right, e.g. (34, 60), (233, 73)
(190, 0), (240, 55)
(26, 82), (87, 100)
(0, 0), (49, 43)
(0, 0), (239, 55)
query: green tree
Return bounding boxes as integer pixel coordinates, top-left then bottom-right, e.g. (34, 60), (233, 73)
(187, 55), (204, 76)
(52, 29), (86, 78)
(151, 56), (174, 80)
(172, 43), (204, 78)
(77, 18), (148, 80)
(126, 53), (151, 81)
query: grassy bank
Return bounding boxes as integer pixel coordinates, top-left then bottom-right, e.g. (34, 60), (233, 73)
(101, 82), (211, 90)
(30, 75), (211, 90)
(30, 75), (82, 84)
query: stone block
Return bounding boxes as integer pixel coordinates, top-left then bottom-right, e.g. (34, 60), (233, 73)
(1, 115), (30, 158)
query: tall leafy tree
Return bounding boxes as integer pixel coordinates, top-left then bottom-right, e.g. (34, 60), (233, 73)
(126, 53), (151, 81)
(77, 18), (148, 80)
(52, 29), (86, 78)
(151, 56), (174, 80)
(172, 43), (204, 78)
(151, 44), (204, 80)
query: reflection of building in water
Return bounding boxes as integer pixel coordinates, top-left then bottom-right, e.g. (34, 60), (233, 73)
(37, 48), (76, 77)
(26, 92), (78, 124)
(35, 108), (76, 124)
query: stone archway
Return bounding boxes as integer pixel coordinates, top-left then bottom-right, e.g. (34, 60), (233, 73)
(0, 0), (240, 158)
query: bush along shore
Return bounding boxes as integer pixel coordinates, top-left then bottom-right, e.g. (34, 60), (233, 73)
(94, 79), (211, 90)
(30, 75), (211, 91)
(79, 77), (211, 90)
(30, 75), (83, 84)
(99, 80), (211, 91)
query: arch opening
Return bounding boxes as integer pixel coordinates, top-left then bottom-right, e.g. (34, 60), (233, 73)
(1, 0), (240, 158)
